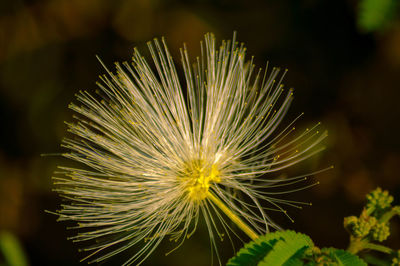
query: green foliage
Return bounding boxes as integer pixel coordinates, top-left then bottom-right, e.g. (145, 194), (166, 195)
(227, 231), (313, 266)
(301, 247), (367, 266)
(324, 248), (367, 266)
(345, 187), (398, 257)
(259, 231), (312, 266)
(0, 231), (28, 266)
(228, 187), (400, 265)
(358, 0), (398, 32)
(227, 231), (365, 266)
(392, 250), (400, 265)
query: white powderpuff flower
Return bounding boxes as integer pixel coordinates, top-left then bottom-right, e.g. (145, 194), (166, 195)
(52, 33), (327, 265)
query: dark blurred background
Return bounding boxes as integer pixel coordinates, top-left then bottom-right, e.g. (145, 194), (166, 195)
(0, 0), (399, 265)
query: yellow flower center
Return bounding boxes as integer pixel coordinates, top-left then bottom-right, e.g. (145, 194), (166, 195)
(183, 160), (221, 201)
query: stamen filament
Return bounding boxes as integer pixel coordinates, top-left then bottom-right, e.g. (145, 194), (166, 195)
(206, 191), (259, 240)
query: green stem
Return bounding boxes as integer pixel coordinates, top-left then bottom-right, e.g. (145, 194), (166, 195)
(365, 206), (375, 216)
(347, 238), (365, 254)
(207, 191), (259, 240)
(347, 238), (392, 255)
(379, 207), (400, 224)
(364, 243), (392, 254)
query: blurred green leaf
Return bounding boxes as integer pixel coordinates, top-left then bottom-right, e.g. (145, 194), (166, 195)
(0, 231), (28, 266)
(358, 0), (397, 32)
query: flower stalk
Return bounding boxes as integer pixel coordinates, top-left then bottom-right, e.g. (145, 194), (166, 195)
(207, 191), (259, 240)
(347, 237), (392, 254)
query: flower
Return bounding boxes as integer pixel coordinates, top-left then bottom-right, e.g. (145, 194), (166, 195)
(53, 33), (327, 265)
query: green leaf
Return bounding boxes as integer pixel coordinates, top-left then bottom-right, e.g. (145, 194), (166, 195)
(321, 248), (367, 266)
(362, 254), (391, 266)
(333, 249), (367, 266)
(281, 258), (305, 266)
(259, 231), (313, 266)
(358, 0), (397, 32)
(0, 231), (28, 266)
(227, 230), (313, 266)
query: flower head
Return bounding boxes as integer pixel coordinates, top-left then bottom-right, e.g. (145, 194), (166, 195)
(53, 33), (327, 265)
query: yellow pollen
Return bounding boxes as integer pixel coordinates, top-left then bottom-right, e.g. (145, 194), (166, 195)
(184, 161), (221, 201)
